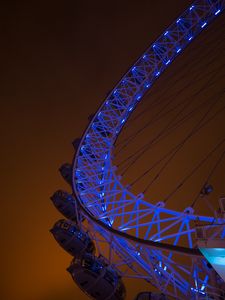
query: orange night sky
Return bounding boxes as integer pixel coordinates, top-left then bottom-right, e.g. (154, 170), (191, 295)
(1, 1), (225, 300)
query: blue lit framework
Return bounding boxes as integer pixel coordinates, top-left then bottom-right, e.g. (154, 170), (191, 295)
(72, 1), (225, 299)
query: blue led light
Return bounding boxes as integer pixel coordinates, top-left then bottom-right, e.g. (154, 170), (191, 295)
(200, 275), (208, 291)
(201, 22), (207, 28)
(73, 1), (224, 296)
(109, 219), (114, 226)
(191, 288), (206, 295)
(165, 59), (171, 65)
(136, 95), (141, 100)
(215, 9), (221, 15)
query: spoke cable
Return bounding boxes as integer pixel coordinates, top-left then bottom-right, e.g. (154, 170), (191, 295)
(115, 32), (225, 149)
(191, 149), (225, 208)
(116, 64), (225, 168)
(119, 84), (225, 176)
(125, 28), (225, 126)
(141, 91), (224, 193)
(163, 137), (225, 204)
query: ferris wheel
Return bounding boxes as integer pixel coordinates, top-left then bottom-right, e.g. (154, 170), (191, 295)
(50, 1), (225, 299)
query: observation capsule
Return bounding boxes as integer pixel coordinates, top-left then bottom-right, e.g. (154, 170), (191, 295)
(50, 219), (95, 256)
(50, 190), (80, 222)
(134, 292), (168, 300)
(67, 254), (126, 300)
(59, 163), (73, 185)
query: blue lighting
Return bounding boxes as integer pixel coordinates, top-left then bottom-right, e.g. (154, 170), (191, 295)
(222, 227), (225, 238)
(215, 9), (221, 15)
(201, 22), (207, 28)
(136, 95), (141, 100)
(165, 59), (171, 65)
(200, 275), (208, 291)
(191, 288), (206, 295)
(72, 0), (225, 297)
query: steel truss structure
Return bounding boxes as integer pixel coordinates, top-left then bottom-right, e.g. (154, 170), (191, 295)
(72, 1), (225, 299)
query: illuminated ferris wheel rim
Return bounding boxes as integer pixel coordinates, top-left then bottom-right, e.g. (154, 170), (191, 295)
(72, 0), (225, 256)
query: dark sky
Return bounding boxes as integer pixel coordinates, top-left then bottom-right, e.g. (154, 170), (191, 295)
(2, 1), (225, 300)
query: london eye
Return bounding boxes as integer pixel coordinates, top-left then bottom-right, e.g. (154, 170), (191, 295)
(51, 1), (225, 299)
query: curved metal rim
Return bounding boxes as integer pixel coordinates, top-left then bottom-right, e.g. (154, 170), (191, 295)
(72, 0), (225, 257)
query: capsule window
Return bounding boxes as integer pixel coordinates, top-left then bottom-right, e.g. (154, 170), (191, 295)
(83, 258), (93, 269)
(61, 222), (70, 230)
